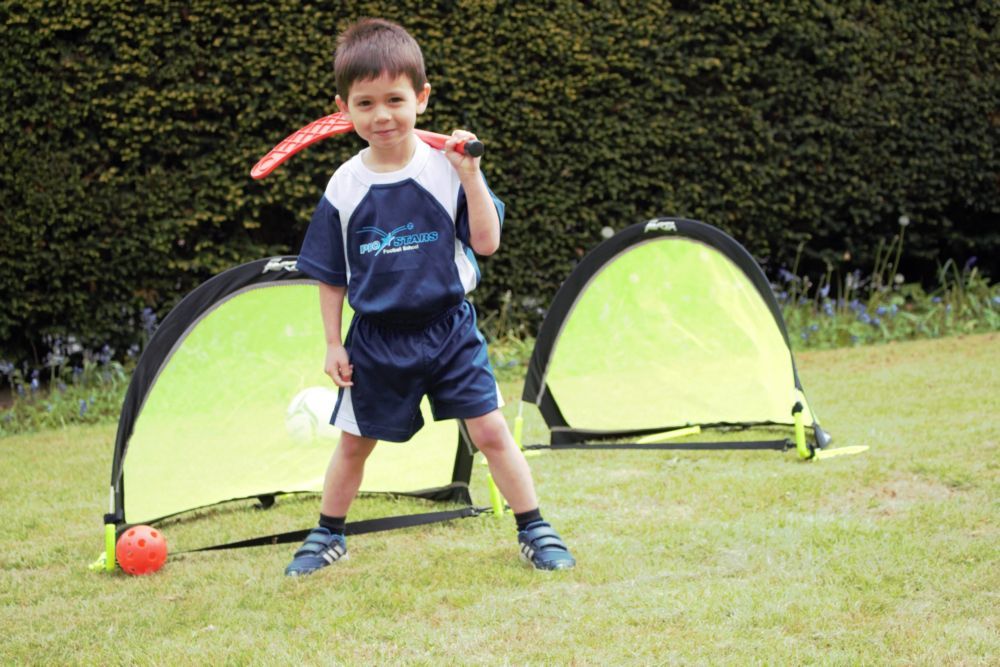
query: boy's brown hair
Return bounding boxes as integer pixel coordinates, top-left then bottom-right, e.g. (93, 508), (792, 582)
(334, 18), (427, 98)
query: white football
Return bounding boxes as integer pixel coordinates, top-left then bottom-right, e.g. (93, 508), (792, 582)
(285, 387), (340, 443)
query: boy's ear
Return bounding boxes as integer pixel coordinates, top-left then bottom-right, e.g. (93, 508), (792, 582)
(416, 83), (431, 114)
(335, 94), (348, 116)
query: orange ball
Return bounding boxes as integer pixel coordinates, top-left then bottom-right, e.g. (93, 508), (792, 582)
(116, 525), (168, 575)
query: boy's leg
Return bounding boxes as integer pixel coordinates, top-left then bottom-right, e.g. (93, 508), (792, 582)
(463, 410), (537, 513)
(465, 410), (575, 570)
(321, 431), (378, 516)
(285, 431), (377, 576)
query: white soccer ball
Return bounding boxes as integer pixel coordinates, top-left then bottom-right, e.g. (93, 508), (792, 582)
(285, 387), (340, 443)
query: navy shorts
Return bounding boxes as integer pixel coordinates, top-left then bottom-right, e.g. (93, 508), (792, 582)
(331, 301), (502, 442)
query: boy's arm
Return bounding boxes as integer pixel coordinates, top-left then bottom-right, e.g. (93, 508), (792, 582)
(318, 282), (353, 387)
(445, 131), (501, 256)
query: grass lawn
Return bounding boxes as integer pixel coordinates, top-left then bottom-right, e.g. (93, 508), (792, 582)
(2, 333), (998, 665)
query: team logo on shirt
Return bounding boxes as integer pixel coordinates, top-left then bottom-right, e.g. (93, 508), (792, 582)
(357, 222), (439, 256)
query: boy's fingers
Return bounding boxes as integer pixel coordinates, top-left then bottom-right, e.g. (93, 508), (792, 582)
(337, 364), (354, 386)
(326, 363), (353, 387)
(446, 130), (477, 152)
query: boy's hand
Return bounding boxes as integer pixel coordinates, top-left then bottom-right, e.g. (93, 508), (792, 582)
(325, 344), (354, 387)
(444, 130), (482, 179)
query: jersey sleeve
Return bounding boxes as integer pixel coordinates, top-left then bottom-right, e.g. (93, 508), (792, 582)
(455, 174), (505, 248)
(296, 195), (347, 286)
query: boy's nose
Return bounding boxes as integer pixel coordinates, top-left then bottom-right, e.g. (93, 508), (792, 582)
(374, 105), (391, 122)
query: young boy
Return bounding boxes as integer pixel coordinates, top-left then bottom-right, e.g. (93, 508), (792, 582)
(287, 18), (575, 575)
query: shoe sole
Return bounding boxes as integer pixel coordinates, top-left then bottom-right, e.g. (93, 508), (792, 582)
(285, 551), (349, 576)
(519, 550), (575, 571)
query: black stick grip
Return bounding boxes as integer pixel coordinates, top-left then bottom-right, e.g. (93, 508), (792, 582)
(462, 140), (485, 158)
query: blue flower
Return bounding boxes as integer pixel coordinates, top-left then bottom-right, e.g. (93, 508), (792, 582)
(859, 313), (871, 324)
(872, 317), (881, 327)
(141, 308), (159, 337)
(79, 400), (88, 417)
(0, 360), (14, 377)
(932, 296), (942, 303)
(778, 268), (796, 284)
(992, 296), (1000, 306)
(876, 306), (887, 316)
(809, 324), (819, 331)
(823, 301), (835, 317)
(819, 284), (830, 298)
(97, 344), (114, 365)
(964, 256), (977, 271)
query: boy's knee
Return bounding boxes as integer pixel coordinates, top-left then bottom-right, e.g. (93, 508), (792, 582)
(338, 432), (377, 460)
(465, 412), (512, 455)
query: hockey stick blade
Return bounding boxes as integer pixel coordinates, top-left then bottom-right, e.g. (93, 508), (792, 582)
(251, 112), (484, 179)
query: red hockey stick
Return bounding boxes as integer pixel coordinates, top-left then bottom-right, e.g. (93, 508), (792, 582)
(251, 112), (485, 179)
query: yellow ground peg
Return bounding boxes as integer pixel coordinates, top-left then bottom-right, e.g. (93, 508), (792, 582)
(513, 403), (543, 458)
(636, 425), (702, 444)
(792, 402), (814, 459)
(477, 458), (507, 515)
(487, 473), (506, 517)
(814, 445), (870, 460)
(88, 523), (119, 572)
(105, 523), (116, 571)
(87, 552), (107, 572)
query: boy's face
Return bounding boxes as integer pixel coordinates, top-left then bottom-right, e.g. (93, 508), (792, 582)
(336, 73), (431, 158)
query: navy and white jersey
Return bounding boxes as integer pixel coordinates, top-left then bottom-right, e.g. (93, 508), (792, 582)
(297, 140), (505, 325)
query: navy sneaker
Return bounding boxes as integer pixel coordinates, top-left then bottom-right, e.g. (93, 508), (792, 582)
(518, 521), (576, 570)
(284, 527), (348, 576)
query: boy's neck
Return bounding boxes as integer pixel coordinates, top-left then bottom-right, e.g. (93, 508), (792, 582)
(362, 134), (419, 173)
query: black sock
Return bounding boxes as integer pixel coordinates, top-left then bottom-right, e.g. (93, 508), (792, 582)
(514, 508), (543, 531)
(319, 513), (346, 535)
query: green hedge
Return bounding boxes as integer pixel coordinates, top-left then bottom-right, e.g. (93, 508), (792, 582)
(2, 0), (997, 366)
